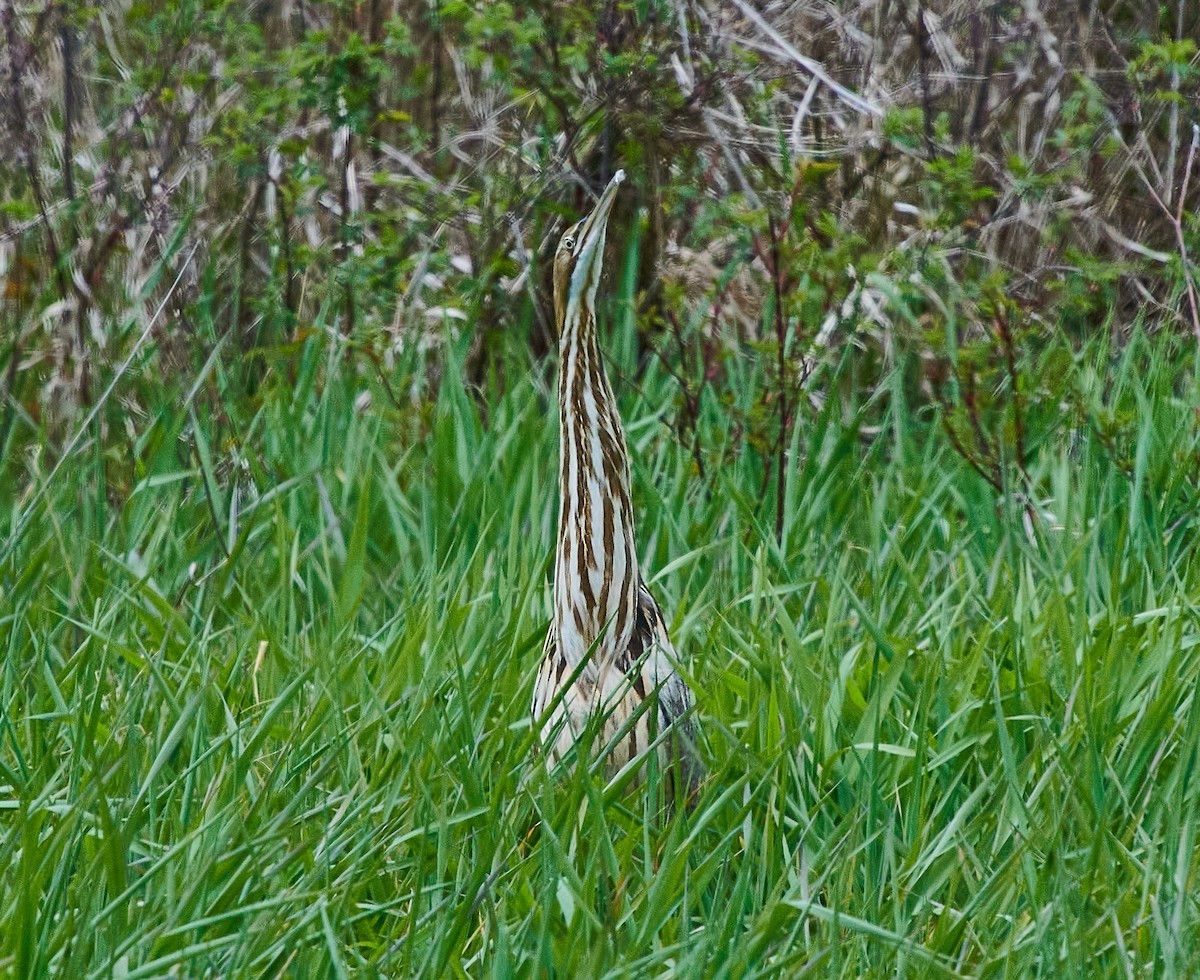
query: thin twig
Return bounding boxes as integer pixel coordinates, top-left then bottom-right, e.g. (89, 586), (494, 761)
(766, 215), (788, 544)
(727, 0), (883, 118)
(1175, 125), (1200, 341)
(662, 310), (707, 481)
(994, 311), (1030, 487)
(60, 20), (76, 203)
(936, 389), (1004, 494)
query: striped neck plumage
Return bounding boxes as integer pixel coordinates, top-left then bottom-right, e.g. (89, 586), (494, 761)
(554, 304), (640, 668)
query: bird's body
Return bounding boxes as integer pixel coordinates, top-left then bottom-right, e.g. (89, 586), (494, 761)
(531, 170), (698, 787)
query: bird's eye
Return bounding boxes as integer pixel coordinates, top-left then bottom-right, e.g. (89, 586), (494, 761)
(563, 236), (575, 250)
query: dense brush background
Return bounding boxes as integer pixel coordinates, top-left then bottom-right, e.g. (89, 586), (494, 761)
(3, 0), (1200, 975)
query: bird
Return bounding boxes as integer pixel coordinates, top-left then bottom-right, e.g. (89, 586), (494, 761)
(531, 169), (699, 793)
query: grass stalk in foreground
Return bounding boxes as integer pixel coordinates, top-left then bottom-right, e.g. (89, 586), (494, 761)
(2, 329), (1199, 976)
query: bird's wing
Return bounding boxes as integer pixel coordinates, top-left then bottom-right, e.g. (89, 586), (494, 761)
(614, 580), (702, 788)
(624, 581), (693, 721)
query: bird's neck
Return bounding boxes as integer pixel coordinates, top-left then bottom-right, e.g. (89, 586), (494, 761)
(554, 312), (640, 666)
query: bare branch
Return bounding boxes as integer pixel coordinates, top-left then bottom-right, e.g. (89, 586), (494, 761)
(726, 0), (884, 119)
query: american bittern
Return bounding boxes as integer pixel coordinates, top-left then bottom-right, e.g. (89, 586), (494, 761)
(531, 170), (699, 788)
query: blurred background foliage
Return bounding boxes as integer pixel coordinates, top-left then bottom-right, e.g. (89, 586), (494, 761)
(1, 0), (1198, 516)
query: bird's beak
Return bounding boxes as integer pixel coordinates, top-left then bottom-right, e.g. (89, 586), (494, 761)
(571, 169), (625, 289)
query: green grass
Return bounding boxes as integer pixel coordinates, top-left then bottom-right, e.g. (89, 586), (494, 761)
(2, 320), (1200, 977)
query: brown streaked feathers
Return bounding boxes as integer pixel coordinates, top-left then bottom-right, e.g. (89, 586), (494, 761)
(531, 170), (700, 793)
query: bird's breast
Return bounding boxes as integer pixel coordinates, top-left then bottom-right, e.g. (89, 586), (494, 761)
(555, 351), (639, 668)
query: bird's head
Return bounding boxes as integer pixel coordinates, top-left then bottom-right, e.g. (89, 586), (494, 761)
(553, 169), (625, 339)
